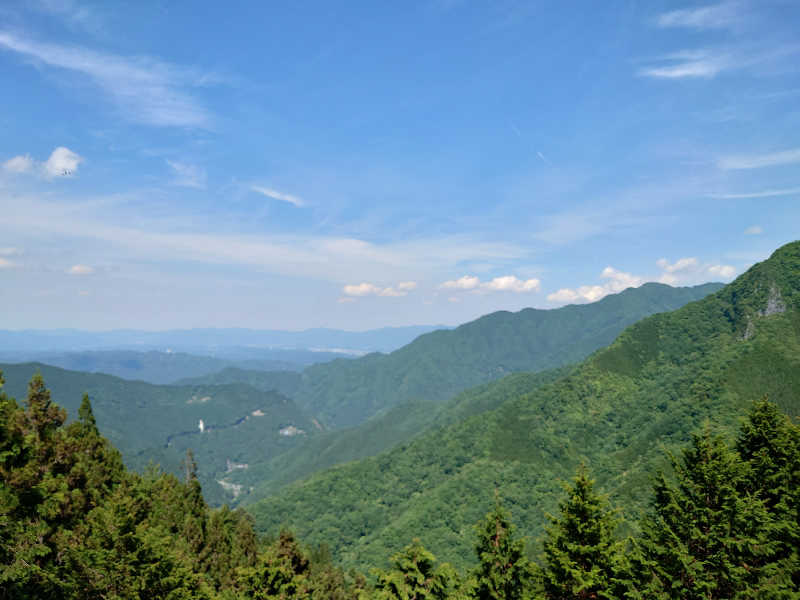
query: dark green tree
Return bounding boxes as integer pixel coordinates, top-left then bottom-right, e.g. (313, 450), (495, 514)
(541, 466), (624, 599)
(628, 426), (778, 599)
(237, 530), (312, 599)
(735, 397), (800, 595)
(472, 499), (533, 600)
(374, 539), (456, 600)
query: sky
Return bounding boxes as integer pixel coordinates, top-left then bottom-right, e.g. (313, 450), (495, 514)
(1, 0), (799, 331)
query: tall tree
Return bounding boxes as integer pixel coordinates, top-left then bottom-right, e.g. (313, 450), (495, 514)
(472, 499), (533, 600)
(541, 466), (624, 599)
(374, 539), (456, 600)
(628, 426), (778, 599)
(735, 397), (800, 595)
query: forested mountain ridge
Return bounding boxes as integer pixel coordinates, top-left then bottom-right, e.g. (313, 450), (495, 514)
(0, 363), (315, 506)
(283, 282), (723, 428)
(248, 241), (800, 570)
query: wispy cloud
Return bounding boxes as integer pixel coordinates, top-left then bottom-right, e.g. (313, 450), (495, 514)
(32, 0), (104, 34)
(0, 193), (528, 285)
(166, 160), (206, 189)
(638, 49), (733, 79)
(744, 225), (763, 235)
(655, 2), (743, 30)
(717, 148), (800, 170)
(707, 186), (800, 199)
(0, 31), (214, 127)
(250, 185), (304, 207)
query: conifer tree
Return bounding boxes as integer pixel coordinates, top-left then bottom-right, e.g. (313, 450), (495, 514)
(541, 466), (624, 599)
(374, 539), (455, 600)
(237, 530), (312, 599)
(628, 426), (777, 599)
(735, 397), (800, 595)
(472, 498), (533, 600)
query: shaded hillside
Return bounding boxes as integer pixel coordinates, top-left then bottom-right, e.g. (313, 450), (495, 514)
(0, 363), (314, 505)
(294, 282), (723, 428)
(175, 367), (302, 398)
(248, 242), (800, 570)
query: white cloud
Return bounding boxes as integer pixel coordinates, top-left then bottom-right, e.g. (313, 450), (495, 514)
(68, 264), (94, 275)
(2, 154), (34, 173)
(547, 266), (645, 304)
(166, 160), (206, 189)
(656, 2), (742, 30)
(547, 288), (582, 303)
(639, 50), (732, 79)
(744, 225), (763, 235)
(2, 147), (82, 178)
(342, 283), (381, 296)
(0, 257), (14, 269)
(707, 187), (800, 199)
(0, 247), (21, 256)
(342, 281), (418, 298)
(708, 264), (736, 279)
(251, 186), (304, 207)
(717, 148), (800, 170)
(43, 147), (83, 178)
(440, 275), (480, 290)
(337, 297), (356, 304)
(656, 257), (699, 273)
(481, 275), (541, 293)
(0, 31), (213, 127)
(440, 274), (541, 294)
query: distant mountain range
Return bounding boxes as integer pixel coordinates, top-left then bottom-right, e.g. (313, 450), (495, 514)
(246, 242), (800, 570)
(0, 279), (723, 512)
(0, 349), (344, 384)
(0, 324), (445, 355)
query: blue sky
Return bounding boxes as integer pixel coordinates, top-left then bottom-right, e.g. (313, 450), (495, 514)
(1, 0), (798, 330)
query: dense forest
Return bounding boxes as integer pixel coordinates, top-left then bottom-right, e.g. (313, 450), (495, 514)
(1, 373), (798, 598)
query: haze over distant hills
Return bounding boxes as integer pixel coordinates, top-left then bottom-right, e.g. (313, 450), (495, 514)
(0, 325), (444, 355)
(0, 325), (446, 383)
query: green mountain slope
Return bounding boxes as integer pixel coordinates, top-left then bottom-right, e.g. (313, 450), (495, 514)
(0, 363), (315, 505)
(175, 366), (303, 397)
(247, 242), (800, 571)
(231, 367), (571, 502)
(282, 282), (723, 428)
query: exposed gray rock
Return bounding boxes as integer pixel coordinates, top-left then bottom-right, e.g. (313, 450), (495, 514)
(760, 284), (786, 316)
